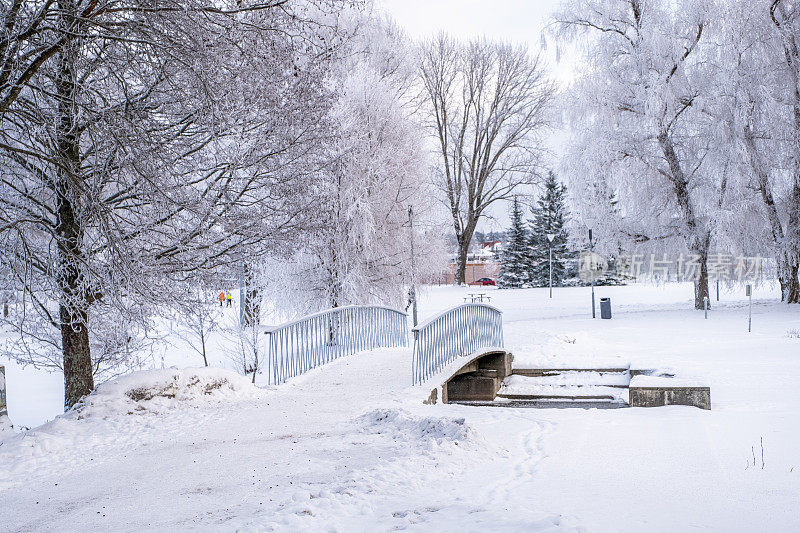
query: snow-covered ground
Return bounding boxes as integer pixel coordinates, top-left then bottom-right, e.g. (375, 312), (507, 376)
(1, 282), (799, 531)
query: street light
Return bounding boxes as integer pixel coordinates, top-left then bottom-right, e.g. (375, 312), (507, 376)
(584, 215), (597, 319)
(546, 233), (556, 298)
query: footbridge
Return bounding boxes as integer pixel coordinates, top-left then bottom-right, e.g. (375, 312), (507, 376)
(261, 302), (709, 409)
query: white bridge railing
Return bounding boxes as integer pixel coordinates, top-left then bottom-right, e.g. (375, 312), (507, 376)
(265, 305), (408, 384)
(412, 303), (504, 384)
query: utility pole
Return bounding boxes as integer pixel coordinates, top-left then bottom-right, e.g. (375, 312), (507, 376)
(547, 233), (555, 298)
(239, 261), (245, 326)
(747, 284), (752, 332)
(589, 228), (596, 318)
(408, 205), (418, 327)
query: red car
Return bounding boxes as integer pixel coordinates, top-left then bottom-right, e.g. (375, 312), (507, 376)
(470, 277), (496, 286)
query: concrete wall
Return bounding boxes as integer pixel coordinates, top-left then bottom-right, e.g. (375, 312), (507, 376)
(629, 386), (711, 410)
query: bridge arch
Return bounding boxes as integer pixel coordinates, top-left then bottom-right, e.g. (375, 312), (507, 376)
(412, 303), (503, 384)
(441, 349), (513, 403)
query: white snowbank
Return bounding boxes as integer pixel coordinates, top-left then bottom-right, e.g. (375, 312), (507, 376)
(74, 367), (260, 418)
(357, 408), (474, 446)
(0, 367), (262, 491)
(510, 334), (630, 369)
(629, 375), (708, 388)
(0, 414), (15, 440)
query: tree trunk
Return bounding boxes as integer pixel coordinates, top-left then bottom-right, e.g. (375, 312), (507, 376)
(455, 221), (477, 285)
(742, 124), (799, 303)
(250, 325), (259, 384)
(658, 131), (711, 310)
(242, 263), (260, 326)
(55, 7), (94, 409)
(693, 245), (710, 311)
(200, 329), (209, 367)
(61, 305), (93, 409)
(785, 178), (800, 303)
(774, 16), (800, 303)
(455, 236), (469, 285)
(778, 258), (800, 303)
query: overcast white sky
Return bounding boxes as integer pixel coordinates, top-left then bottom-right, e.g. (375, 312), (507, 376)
(375, 0), (577, 233)
(376, 0), (576, 84)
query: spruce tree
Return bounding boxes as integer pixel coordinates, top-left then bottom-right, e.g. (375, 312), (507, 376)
(528, 172), (570, 286)
(499, 198), (529, 288)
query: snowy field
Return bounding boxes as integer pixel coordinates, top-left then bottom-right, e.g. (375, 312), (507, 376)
(1, 282), (799, 531)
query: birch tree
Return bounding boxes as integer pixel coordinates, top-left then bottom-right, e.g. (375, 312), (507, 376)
(556, 0), (723, 309)
(419, 34), (554, 285)
(721, 0), (800, 302)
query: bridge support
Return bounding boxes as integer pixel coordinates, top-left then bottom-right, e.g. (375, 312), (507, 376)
(442, 350), (512, 403)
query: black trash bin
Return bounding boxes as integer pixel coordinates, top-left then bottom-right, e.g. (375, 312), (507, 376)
(600, 297), (612, 319)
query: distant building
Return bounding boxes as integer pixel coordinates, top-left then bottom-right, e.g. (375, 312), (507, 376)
(444, 241), (502, 284)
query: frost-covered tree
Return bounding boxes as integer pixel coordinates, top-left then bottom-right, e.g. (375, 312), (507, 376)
(499, 198), (529, 288)
(0, 0), (353, 408)
(529, 172), (570, 286)
(718, 0), (800, 302)
(556, 0), (725, 309)
(420, 34), (555, 285)
(269, 18), (447, 314)
(0, 0), (74, 119)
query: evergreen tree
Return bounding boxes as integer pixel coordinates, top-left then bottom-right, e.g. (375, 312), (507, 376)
(528, 172), (570, 286)
(499, 198), (529, 288)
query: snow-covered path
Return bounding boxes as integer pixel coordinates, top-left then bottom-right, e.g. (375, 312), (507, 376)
(0, 348), (571, 532)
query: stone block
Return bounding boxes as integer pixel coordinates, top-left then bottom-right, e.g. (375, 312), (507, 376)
(629, 386), (710, 410)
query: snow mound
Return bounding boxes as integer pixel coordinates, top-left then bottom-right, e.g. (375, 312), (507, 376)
(0, 414), (15, 440)
(357, 408), (474, 445)
(75, 367), (260, 417)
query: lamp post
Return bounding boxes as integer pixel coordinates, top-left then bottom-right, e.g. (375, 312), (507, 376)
(546, 233), (556, 298)
(584, 215), (597, 319)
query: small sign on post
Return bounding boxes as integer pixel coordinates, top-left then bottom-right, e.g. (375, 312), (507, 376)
(0, 365), (7, 417)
